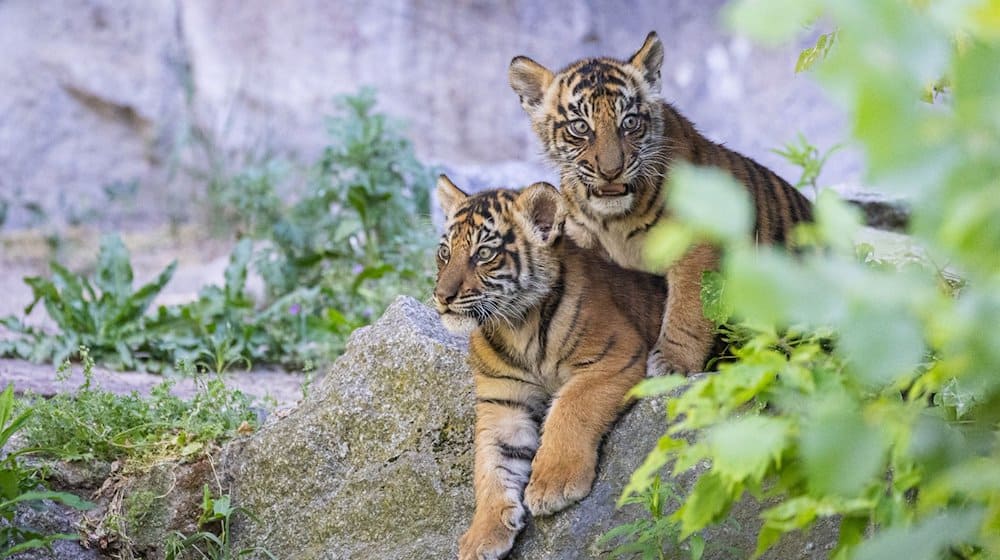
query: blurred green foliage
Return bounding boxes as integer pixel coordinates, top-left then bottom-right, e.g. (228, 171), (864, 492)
(0, 89), (435, 372)
(624, 1), (1000, 558)
(770, 132), (844, 198)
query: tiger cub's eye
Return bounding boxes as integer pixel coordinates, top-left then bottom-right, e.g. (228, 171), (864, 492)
(437, 245), (451, 262)
(621, 114), (640, 132)
(568, 119), (591, 136)
(476, 246), (497, 262)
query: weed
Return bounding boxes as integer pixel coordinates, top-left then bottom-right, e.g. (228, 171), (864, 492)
(599, 476), (708, 560)
(770, 132), (842, 199)
(18, 348), (257, 468)
(0, 235), (176, 370)
(164, 485), (274, 560)
(1, 89), (435, 373)
(0, 385), (95, 556)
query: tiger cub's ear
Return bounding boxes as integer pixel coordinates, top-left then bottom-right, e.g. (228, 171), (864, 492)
(516, 182), (564, 246)
(436, 174), (468, 218)
(509, 56), (554, 114)
(629, 31), (664, 93)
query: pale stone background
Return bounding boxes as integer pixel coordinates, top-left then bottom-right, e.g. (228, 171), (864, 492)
(0, 0), (858, 229)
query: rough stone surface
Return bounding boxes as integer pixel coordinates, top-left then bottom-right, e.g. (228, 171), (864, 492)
(226, 296), (841, 559)
(512, 396), (840, 560)
(228, 296), (475, 558)
(9, 501), (103, 560)
(1, 0), (860, 229)
(845, 193), (910, 232)
(0, 358), (305, 408)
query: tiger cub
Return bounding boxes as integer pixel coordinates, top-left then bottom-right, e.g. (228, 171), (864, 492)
(433, 175), (665, 560)
(508, 31), (813, 375)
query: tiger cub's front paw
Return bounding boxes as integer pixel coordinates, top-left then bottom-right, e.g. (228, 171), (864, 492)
(647, 348), (694, 377)
(524, 447), (597, 517)
(458, 501), (524, 560)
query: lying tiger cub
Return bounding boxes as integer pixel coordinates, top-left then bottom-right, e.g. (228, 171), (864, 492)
(433, 175), (665, 560)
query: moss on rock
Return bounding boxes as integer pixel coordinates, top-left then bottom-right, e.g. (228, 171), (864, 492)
(229, 296), (475, 558)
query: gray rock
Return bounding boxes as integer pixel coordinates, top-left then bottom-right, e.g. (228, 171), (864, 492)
(833, 185), (910, 232)
(228, 296), (475, 558)
(513, 397), (839, 560)
(844, 193), (910, 232)
(227, 296), (841, 559)
(0, 0), (187, 229)
(9, 500), (102, 560)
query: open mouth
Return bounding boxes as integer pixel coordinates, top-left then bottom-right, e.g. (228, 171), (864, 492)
(590, 183), (632, 198)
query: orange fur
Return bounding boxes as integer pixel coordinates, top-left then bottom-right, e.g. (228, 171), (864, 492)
(433, 176), (665, 559)
(509, 32), (813, 374)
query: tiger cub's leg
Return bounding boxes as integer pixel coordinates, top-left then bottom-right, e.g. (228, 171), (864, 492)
(459, 399), (540, 560)
(648, 243), (720, 375)
(525, 361), (646, 516)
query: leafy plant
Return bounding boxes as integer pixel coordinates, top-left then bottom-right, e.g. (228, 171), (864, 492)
(622, 1), (1000, 558)
(19, 349), (258, 467)
(1, 89), (435, 373)
(204, 161), (285, 238)
(795, 30), (839, 73)
(0, 384), (95, 557)
(599, 476), (709, 560)
(0, 235), (176, 370)
(770, 132), (843, 198)
(256, 87), (434, 298)
(164, 485), (274, 560)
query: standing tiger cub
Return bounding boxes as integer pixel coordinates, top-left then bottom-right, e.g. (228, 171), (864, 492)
(433, 175), (665, 560)
(509, 31), (813, 374)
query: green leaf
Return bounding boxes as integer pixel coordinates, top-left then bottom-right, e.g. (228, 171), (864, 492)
(707, 416), (791, 489)
(689, 534), (705, 560)
(675, 471), (734, 539)
(852, 508), (984, 560)
(800, 402), (887, 497)
(126, 261), (177, 317)
(724, 0), (821, 45)
(224, 239), (254, 303)
(644, 221), (695, 270)
(667, 164), (753, 243)
(0, 469), (20, 501)
(831, 514), (867, 558)
(837, 304), (924, 388)
(619, 435), (686, 506)
(0, 489), (95, 511)
(94, 234), (134, 305)
(1, 534), (80, 558)
(700, 270), (732, 326)
(754, 496), (822, 557)
(627, 375), (690, 399)
(351, 263), (394, 292)
(813, 190), (862, 253)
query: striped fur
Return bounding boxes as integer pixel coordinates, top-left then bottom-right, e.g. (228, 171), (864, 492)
(433, 175), (665, 560)
(509, 31), (813, 374)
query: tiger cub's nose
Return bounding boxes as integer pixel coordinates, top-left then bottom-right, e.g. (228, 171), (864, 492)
(435, 286), (458, 305)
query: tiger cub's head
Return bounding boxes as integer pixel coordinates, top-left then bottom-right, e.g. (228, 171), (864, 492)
(433, 175), (565, 334)
(509, 32), (666, 219)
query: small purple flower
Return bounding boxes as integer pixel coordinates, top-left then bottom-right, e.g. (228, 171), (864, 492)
(352, 263), (364, 275)
(362, 307), (373, 319)
(289, 303), (301, 316)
